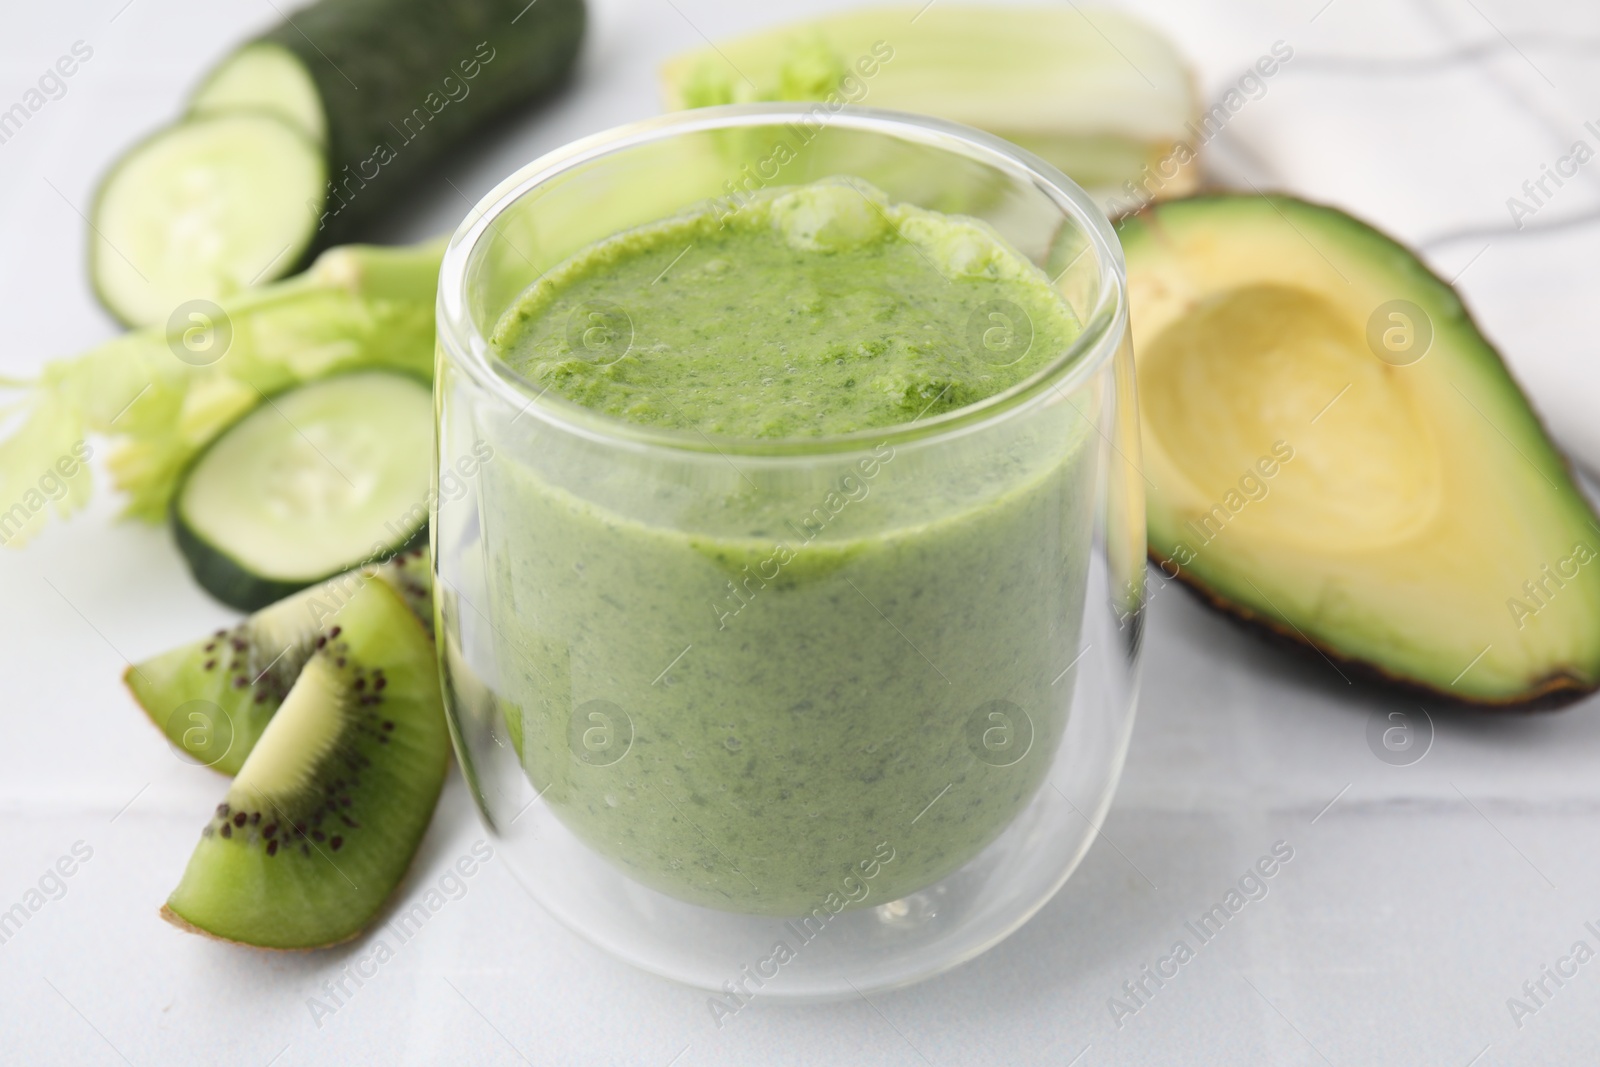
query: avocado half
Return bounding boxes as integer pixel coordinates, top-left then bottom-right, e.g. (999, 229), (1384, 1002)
(1117, 194), (1600, 710)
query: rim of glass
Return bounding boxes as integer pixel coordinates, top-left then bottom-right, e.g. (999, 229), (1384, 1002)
(437, 103), (1127, 458)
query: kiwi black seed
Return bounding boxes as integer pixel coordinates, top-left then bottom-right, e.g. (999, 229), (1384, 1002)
(160, 580), (448, 949)
(124, 550), (435, 776)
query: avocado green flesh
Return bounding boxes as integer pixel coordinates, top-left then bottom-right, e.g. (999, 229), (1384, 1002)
(125, 549), (432, 777)
(1119, 194), (1600, 706)
(163, 581), (448, 948)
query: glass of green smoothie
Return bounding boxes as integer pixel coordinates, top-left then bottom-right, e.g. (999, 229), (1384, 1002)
(434, 104), (1145, 1000)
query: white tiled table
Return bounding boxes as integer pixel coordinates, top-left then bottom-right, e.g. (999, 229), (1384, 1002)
(3, 0), (1598, 1063)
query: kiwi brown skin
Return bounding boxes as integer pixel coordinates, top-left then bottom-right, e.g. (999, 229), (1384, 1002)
(157, 787), (446, 953)
(159, 765), (452, 953)
(159, 903), (363, 951)
(1150, 550), (1599, 713)
(159, 760), (455, 952)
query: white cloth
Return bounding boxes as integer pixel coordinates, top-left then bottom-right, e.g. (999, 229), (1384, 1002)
(1127, 0), (1600, 473)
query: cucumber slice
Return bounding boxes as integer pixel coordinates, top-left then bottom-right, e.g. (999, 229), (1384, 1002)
(124, 547), (432, 777)
(190, 42), (328, 145)
(173, 371), (433, 610)
(91, 0), (586, 326)
(90, 114), (325, 327)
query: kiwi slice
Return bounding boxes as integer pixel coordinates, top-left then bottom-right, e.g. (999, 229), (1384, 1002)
(162, 578), (448, 949)
(125, 548), (431, 776)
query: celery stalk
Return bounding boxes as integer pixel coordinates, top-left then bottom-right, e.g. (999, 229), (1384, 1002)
(0, 239), (442, 545)
(659, 5), (1201, 210)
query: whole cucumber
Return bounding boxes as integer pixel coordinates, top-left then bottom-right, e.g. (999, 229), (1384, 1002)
(92, 0), (585, 325)
(232, 0), (587, 240)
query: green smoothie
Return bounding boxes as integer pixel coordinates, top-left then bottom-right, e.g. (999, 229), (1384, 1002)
(482, 179), (1095, 915)
(490, 179), (1080, 436)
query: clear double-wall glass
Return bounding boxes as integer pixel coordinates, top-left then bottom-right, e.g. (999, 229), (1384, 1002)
(434, 105), (1146, 999)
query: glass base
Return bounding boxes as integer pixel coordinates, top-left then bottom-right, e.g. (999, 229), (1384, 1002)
(500, 783), (1108, 1001)
(447, 621), (1139, 1001)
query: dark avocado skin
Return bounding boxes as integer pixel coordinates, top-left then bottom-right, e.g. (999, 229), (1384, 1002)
(1151, 548), (1598, 714)
(1120, 192), (1600, 713)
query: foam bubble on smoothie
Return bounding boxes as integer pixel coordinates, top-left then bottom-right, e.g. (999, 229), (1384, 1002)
(490, 177), (1083, 437)
(896, 212), (1018, 280)
(767, 178), (889, 252)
